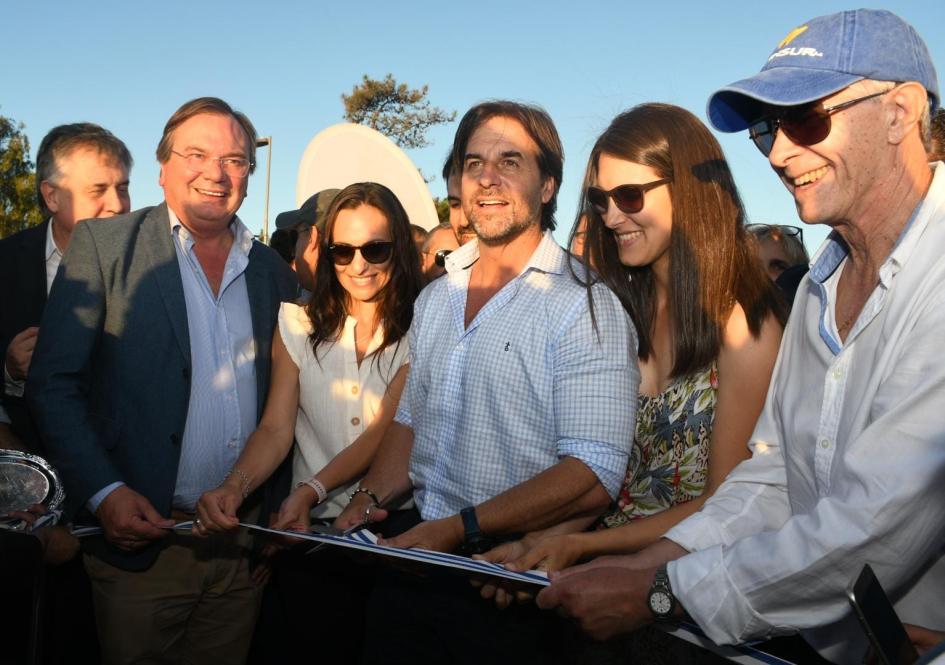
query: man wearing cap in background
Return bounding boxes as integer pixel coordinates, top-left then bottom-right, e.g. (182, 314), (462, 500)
(538, 9), (945, 663)
(274, 188), (339, 299)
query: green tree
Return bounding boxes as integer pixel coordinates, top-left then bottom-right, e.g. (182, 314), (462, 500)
(433, 197), (450, 225)
(0, 113), (41, 238)
(342, 74), (456, 150)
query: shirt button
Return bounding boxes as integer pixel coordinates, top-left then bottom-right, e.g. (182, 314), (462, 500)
(351, 417), (361, 426)
(228, 440), (237, 449)
(820, 439), (830, 449)
(832, 368), (842, 379)
(351, 386), (359, 395)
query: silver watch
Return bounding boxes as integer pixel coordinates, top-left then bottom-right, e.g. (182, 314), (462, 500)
(647, 564), (677, 620)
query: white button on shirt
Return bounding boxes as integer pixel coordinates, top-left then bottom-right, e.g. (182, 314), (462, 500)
(665, 163), (945, 664)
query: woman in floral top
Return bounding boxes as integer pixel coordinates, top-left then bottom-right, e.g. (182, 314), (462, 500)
(484, 104), (788, 580)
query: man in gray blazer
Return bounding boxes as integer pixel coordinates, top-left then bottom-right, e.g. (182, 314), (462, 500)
(28, 97), (296, 665)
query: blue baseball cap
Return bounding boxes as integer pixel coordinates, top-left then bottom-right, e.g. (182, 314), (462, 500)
(708, 9), (939, 133)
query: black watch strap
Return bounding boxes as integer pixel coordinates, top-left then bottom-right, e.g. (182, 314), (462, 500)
(460, 506), (491, 555)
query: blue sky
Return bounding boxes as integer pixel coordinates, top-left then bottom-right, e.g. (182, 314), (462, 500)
(3, 0), (943, 252)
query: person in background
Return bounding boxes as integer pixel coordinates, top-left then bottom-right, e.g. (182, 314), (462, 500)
(930, 108), (945, 161)
(538, 11), (945, 664)
(268, 228), (297, 266)
(0, 122), (132, 455)
(443, 151), (476, 246)
(569, 213), (588, 258)
(273, 188), (340, 299)
(28, 97), (297, 665)
(746, 223), (809, 281)
(747, 223), (810, 306)
(410, 223), (428, 252)
(420, 222), (459, 281)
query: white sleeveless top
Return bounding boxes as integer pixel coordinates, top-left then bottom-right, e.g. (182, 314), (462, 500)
(278, 302), (409, 518)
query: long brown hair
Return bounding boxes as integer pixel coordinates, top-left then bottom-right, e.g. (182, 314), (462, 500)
(573, 103), (786, 378)
(306, 182), (423, 368)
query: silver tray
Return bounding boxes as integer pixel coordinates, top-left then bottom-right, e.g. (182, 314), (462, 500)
(0, 449), (65, 515)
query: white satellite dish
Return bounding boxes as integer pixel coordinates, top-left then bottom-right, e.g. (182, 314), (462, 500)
(296, 123), (439, 230)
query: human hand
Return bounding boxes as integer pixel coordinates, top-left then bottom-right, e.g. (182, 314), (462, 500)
(194, 483), (243, 535)
(472, 540), (535, 609)
(333, 492), (387, 531)
(507, 533), (585, 573)
(3, 502), (48, 527)
(536, 562), (658, 640)
(381, 515), (463, 553)
(472, 533), (585, 609)
(905, 624), (945, 655)
(37, 526), (80, 565)
(251, 543), (279, 586)
(5, 327), (39, 380)
(95, 485), (174, 551)
(271, 486), (316, 532)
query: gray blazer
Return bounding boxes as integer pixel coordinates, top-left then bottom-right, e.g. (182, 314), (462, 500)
(27, 204), (296, 570)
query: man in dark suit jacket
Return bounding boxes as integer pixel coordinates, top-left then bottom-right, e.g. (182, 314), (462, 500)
(28, 98), (296, 665)
(0, 123), (132, 453)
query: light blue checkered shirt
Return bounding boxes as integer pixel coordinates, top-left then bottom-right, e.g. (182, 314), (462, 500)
(397, 231), (639, 520)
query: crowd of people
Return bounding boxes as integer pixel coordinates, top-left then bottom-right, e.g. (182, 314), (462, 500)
(3, 7), (945, 665)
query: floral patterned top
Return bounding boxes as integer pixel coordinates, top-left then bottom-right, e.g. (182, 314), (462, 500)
(600, 363), (718, 529)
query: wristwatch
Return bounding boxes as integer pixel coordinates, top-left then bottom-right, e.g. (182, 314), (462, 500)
(459, 506), (491, 555)
(647, 564), (677, 620)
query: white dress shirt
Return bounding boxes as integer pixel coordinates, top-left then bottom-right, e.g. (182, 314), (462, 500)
(666, 163), (945, 664)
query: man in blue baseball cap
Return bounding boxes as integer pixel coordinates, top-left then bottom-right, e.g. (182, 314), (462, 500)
(538, 9), (945, 663)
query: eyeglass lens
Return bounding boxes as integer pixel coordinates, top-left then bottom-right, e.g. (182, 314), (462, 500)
(587, 179), (670, 215)
(329, 241), (394, 266)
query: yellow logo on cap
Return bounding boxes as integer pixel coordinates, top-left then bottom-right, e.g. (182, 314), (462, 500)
(779, 25), (808, 48)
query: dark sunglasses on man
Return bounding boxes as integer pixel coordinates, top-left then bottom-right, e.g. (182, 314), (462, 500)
(328, 241), (394, 266)
(586, 178), (673, 215)
(748, 85), (898, 156)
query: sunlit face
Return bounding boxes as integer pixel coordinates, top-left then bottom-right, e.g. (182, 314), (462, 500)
(767, 82), (891, 227)
(159, 112), (249, 234)
(447, 172), (475, 245)
(595, 153), (673, 271)
(421, 225), (459, 280)
(331, 204), (393, 304)
(461, 115), (554, 245)
(754, 235), (794, 281)
(43, 147), (130, 233)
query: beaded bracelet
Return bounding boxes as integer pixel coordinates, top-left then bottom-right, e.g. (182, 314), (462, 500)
(296, 478), (328, 505)
(348, 486), (380, 507)
(224, 468), (251, 500)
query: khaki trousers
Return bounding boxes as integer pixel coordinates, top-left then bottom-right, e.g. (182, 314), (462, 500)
(84, 527), (262, 665)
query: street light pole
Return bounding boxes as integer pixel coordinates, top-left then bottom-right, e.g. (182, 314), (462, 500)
(256, 136), (272, 244)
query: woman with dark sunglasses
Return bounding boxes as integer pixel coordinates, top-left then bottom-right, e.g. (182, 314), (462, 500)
(487, 104), (786, 586)
(196, 181), (422, 535)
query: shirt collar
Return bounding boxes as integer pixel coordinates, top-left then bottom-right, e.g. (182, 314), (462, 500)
(443, 229), (566, 276)
(45, 219), (62, 261)
(166, 205), (255, 257)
